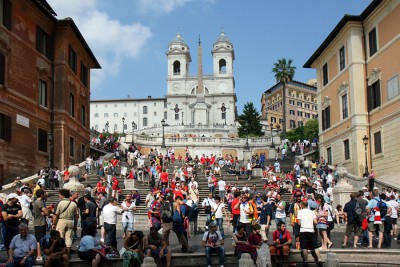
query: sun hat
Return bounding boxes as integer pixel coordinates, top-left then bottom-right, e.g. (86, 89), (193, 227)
(7, 193), (19, 200)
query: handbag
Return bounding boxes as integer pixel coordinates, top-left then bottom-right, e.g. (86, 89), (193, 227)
(119, 240), (139, 256)
(204, 199), (212, 214)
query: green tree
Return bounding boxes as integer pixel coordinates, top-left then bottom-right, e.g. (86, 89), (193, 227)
(272, 58), (296, 139)
(238, 102), (264, 137)
(303, 119), (319, 141)
(285, 126), (305, 142)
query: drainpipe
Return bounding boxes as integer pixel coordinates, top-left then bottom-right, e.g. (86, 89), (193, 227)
(362, 22), (372, 172)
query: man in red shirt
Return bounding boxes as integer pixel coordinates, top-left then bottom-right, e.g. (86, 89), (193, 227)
(111, 176), (119, 199)
(231, 191), (241, 234)
(270, 221), (292, 265)
(160, 169), (169, 188)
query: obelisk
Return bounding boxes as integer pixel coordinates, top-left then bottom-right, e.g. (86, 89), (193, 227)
(193, 36), (208, 124)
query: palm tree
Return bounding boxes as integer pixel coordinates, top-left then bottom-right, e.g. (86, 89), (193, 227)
(272, 58), (296, 139)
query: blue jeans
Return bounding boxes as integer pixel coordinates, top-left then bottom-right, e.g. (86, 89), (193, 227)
(0, 222), (4, 248)
(6, 256), (35, 267)
(216, 218), (224, 238)
(275, 217), (286, 228)
(205, 246), (225, 266)
(209, 186), (215, 196)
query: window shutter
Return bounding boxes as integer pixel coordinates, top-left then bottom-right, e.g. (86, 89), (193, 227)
(4, 115), (11, 141)
(3, 0), (12, 30)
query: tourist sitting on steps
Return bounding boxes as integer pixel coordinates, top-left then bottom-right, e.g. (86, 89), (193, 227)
(202, 221), (225, 267)
(144, 227), (172, 267)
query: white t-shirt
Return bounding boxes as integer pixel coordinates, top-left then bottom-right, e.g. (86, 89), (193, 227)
(202, 231), (223, 247)
(275, 200), (286, 219)
(239, 202), (250, 223)
(212, 202), (225, 219)
(145, 194), (155, 208)
(19, 194), (31, 208)
(121, 201), (136, 223)
(388, 200), (399, 219)
(297, 208), (316, 233)
(102, 204), (122, 224)
(218, 180), (226, 191)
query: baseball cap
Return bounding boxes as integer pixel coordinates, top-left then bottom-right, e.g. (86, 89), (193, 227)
(373, 187), (379, 190)
(208, 221), (217, 227)
(7, 193), (19, 200)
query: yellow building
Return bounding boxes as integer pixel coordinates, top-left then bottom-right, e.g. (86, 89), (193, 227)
(261, 80), (318, 132)
(304, 0), (400, 180)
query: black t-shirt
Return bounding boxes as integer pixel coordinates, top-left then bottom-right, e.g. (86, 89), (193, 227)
(1, 203), (21, 227)
(343, 199), (357, 224)
(85, 201), (97, 218)
(43, 237), (66, 253)
(259, 203), (273, 224)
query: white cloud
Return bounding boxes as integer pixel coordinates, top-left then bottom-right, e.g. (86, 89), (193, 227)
(136, 0), (192, 14)
(47, 0), (152, 89)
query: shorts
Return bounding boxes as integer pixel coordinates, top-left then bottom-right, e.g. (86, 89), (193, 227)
(78, 251), (100, 262)
(34, 225), (46, 242)
(299, 232), (318, 250)
(368, 221), (384, 233)
(345, 223), (362, 237)
(99, 213), (104, 226)
(392, 218), (397, 225)
(260, 224), (269, 241)
(293, 223), (300, 237)
(316, 223), (327, 230)
(122, 222), (134, 232)
(144, 247), (168, 259)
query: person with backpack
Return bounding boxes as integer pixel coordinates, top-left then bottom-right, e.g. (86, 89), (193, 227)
(202, 221), (225, 267)
(342, 192), (363, 248)
(171, 197), (192, 253)
(186, 196), (199, 236)
(366, 188), (387, 248)
(211, 195), (230, 238)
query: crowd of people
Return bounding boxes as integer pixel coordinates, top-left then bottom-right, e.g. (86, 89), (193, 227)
(1, 139), (400, 267)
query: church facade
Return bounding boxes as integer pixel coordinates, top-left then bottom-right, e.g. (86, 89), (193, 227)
(90, 31), (238, 137)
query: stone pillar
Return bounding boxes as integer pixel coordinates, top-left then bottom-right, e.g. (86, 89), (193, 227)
(332, 167), (354, 206)
(243, 150), (252, 162)
(141, 257), (157, 267)
(324, 252), (340, 267)
(238, 253), (255, 267)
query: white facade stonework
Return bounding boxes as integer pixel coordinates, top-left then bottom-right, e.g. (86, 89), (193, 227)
(90, 31), (237, 136)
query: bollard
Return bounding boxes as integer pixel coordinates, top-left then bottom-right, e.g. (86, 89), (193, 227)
(141, 256), (157, 267)
(324, 252), (340, 267)
(239, 253), (256, 267)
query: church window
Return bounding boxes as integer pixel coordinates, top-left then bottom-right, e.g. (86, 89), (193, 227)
(164, 111), (167, 119)
(143, 106), (148, 114)
(219, 59), (226, 74)
(173, 61), (181, 75)
(222, 112), (226, 120)
(175, 113), (179, 120)
(143, 117), (148, 126)
(164, 101), (167, 108)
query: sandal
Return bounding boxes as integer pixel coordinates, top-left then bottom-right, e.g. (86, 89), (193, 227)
(341, 244), (347, 248)
(328, 243), (333, 249)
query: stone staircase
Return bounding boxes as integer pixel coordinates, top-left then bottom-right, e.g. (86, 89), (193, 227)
(45, 153), (296, 231)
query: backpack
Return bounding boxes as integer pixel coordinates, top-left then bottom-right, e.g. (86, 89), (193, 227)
(188, 203), (199, 222)
(354, 200), (365, 224)
(249, 202), (259, 219)
(39, 234), (52, 256)
(161, 202), (173, 222)
(377, 199), (388, 219)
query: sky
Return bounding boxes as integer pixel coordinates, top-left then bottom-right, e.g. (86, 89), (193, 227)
(47, 0), (372, 113)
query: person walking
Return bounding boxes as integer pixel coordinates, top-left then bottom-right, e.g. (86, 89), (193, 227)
(52, 189), (79, 256)
(211, 195), (230, 238)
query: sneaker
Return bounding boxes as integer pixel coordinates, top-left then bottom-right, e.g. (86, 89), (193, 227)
(100, 238), (105, 242)
(394, 237), (397, 241)
(36, 257), (43, 262)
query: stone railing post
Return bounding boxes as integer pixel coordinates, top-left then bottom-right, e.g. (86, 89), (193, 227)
(324, 252), (340, 267)
(238, 253), (255, 267)
(141, 256), (157, 267)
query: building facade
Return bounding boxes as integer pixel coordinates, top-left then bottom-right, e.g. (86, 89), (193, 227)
(261, 80), (318, 132)
(0, 0), (100, 182)
(304, 0), (400, 179)
(90, 31), (237, 137)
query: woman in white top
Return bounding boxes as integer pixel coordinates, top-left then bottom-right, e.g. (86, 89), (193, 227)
(19, 190), (33, 224)
(212, 195), (229, 238)
(121, 195), (136, 239)
(274, 193), (286, 227)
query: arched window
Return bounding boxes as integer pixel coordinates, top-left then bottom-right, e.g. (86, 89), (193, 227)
(143, 106), (148, 114)
(173, 61), (181, 75)
(219, 59), (226, 74)
(143, 117), (148, 126)
(190, 86), (210, 94)
(114, 124), (118, 131)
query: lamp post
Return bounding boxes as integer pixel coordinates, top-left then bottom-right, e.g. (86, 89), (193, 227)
(105, 121), (109, 132)
(270, 122), (275, 148)
(161, 119), (166, 148)
(131, 121), (136, 145)
(182, 111), (184, 125)
(363, 135), (369, 178)
(244, 122), (250, 150)
(122, 117), (125, 135)
(48, 132), (53, 168)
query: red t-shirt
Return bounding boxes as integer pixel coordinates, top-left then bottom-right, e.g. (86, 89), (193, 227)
(156, 165), (162, 173)
(231, 198), (240, 215)
(112, 178), (119, 190)
(272, 229), (292, 245)
(200, 157), (206, 164)
(173, 189), (184, 199)
(160, 172), (169, 183)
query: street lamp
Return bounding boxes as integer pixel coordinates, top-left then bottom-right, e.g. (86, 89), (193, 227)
(363, 135), (369, 178)
(244, 122), (250, 150)
(182, 111), (184, 125)
(161, 119), (166, 148)
(270, 122), (275, 148)
(105, 121), (109, 132)
(131, 121), (136, 145)
(122, 117), (125, 135)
